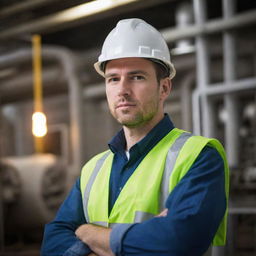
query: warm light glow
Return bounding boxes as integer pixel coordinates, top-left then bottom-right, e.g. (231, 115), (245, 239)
(32, 112), (47, 137)
(55, 0), (139, 23)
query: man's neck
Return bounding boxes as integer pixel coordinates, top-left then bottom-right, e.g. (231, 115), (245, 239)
(123, 114), (164, 151)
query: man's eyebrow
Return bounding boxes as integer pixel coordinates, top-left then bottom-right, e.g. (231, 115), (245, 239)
(128, 70), (148, 76)
(105, 70), (148, 79)
(105, 73), (118, 79)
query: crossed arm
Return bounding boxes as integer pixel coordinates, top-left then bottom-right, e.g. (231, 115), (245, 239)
(75, 209), (168, 256)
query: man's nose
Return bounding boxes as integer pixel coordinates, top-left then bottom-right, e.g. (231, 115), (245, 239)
(117, 78), (130, 96)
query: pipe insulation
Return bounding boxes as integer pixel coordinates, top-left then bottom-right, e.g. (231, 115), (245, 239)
(0, 154), (67, 229)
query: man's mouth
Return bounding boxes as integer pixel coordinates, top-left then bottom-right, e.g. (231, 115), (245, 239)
(116, 102), (136, 109)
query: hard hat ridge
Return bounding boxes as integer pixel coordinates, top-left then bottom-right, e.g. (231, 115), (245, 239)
(94, 18), (176, 79)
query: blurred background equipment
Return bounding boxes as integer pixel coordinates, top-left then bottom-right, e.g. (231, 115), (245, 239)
(1, 154), (67, 229)
(0, 0), (256, 255)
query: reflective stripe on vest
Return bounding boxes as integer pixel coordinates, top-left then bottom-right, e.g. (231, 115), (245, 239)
(83, 150), (111, 224)
(159, 132), (192, 211)
(80, 128), (229, 246)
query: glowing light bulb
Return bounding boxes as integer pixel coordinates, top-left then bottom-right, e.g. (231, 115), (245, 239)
(32, 111), (47, 137)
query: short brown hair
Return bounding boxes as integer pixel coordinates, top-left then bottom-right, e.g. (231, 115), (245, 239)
(150, 60), (170, 83)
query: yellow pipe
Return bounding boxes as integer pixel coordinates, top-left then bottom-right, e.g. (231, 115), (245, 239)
(32, 34), (44, 153)
(32, 34), (43, 112)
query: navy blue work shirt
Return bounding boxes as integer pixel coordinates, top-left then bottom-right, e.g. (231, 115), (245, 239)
(41, 114), (226, 256)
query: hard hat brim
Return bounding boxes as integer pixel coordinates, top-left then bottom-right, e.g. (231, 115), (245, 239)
(94, 57), (176, 79)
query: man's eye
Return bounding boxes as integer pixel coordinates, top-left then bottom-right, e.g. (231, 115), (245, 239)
(107, 77), (119, 83)
(132, 75), (145, 81)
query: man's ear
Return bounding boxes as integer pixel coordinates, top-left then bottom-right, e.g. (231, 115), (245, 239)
(160, 78), (172, 101)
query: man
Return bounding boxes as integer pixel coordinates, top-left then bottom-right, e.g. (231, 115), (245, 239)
(41, 18), (229, 256)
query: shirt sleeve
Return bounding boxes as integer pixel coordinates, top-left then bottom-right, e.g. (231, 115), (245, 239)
(40, 178), (92, 256)
(110, 146), (227, 256)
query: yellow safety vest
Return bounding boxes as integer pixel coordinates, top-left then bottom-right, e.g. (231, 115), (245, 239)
(80, 128), (229, 246)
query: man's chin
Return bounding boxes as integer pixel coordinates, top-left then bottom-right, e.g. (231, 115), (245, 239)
(118, 117), (144, 128)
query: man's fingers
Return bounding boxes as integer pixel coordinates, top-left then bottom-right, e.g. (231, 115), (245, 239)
(156, 208), (168, 217)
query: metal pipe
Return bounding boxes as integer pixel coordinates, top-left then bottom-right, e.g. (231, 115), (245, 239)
(180, 72), (195, 131)
(219, 2), (237, 256)
(192, 78), (256, 140)
(192, 0), (205, 135)
(162, 9), (256, 42)
(42, 47), (84, 181)
(198, 77), (256, 95)
(223, 0), (240, 169)
(0, 67), (62, 94)
(224, 96), (240, 167)
(172, 2), (195, 55)
(193, 0), (214, 137)
(192, 89), (201, 135)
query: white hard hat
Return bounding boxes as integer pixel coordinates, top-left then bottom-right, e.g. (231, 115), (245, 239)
(94, 18), (176, 79)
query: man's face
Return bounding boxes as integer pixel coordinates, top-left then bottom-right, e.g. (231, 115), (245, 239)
(105, 57), (167, 128)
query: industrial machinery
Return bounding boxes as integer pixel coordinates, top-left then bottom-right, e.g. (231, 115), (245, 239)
(0, 154), (67, 253)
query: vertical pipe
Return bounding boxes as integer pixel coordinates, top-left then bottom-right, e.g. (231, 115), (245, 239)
(175, 2), (195, 132)
(224, 96), (239, 168)
(193, 0), (209, 90)
(68, 62), (84, 182)
(223, 0), (239, 168)
(174, 2), (194, 55)
(193, 1), (215, 255)
(58, 50), (84, 183)
(192, 90), (201, 135)
(32, 35), (43, 113)
(220, 1), (238, 256)
(32, 34), (45, 153)
(181, 72), (195, 131)
(193, 0), (213, 137)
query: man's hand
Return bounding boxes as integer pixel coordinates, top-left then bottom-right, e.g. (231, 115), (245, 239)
(75, 224), (114, 256)
(156, 208), (168, 217)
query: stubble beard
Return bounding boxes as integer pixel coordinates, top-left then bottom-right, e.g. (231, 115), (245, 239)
(112, 101), (159, 129)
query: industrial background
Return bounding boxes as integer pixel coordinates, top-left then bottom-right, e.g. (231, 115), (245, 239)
(0, 0), (255, 255)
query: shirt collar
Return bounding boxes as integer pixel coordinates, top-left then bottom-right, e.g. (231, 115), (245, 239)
(108, 114), (175, 156)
